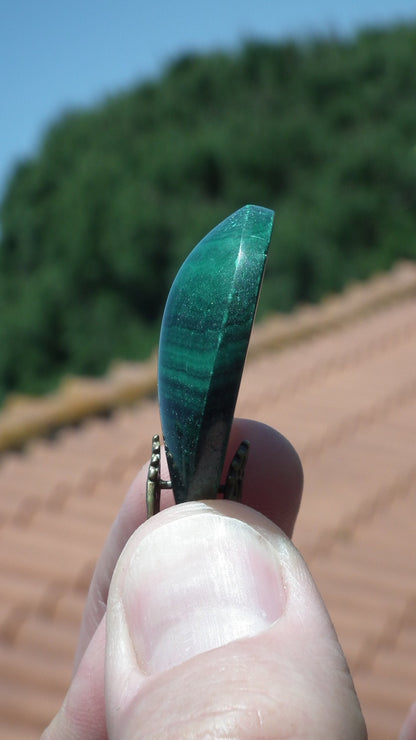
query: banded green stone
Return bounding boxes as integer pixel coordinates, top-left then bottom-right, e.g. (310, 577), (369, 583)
(158, 204), (275, 504)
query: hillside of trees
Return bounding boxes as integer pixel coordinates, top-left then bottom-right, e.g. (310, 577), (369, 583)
(1, 23), (415, 400)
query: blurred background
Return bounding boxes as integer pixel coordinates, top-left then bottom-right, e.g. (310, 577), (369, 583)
(1, 0), (416, 402)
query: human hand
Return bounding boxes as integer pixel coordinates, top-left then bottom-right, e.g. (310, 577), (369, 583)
(42, 418), (366, 739)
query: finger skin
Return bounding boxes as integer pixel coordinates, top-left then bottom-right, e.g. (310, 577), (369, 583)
(227, 419), (303, 536)
(43, 501), (366, 740)
(44, 420), (305, 739)
(74, 419), (303, 669)
(105, 502), (366, 739)
(41, 618), (107, 740)
(399, 702), (416, 740)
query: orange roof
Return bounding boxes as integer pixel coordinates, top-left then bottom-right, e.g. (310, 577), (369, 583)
(1, 262), (416, 739)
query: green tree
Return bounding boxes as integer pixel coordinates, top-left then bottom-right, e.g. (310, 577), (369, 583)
(1, 22), (415, 400)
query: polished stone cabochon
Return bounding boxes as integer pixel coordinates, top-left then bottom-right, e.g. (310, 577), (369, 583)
(158, 204), (275, 503)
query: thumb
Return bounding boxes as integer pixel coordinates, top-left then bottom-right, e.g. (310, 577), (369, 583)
(106, 501), (366, 739)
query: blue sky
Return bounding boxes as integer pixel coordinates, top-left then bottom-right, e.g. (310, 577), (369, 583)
(1, 0), (415, 202)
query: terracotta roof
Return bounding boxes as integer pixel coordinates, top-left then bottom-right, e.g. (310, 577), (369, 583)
(1, 262), (416, 739)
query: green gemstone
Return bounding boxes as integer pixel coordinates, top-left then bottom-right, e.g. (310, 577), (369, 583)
(158, 204), (275, 504)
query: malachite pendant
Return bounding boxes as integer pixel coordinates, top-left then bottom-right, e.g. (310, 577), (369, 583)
(147, 204), (274, 517)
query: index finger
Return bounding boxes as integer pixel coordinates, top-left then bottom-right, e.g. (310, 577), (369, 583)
(74, 418), (303, 669)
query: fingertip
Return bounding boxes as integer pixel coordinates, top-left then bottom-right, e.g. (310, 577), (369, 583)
(75, 419), (302, 666)
(106, 500), (365, 739)
(137, 419), (304, 539)
(227, 418), (303, 537)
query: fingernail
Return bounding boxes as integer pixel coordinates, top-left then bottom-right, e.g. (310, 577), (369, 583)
(122, 505), (286, 673)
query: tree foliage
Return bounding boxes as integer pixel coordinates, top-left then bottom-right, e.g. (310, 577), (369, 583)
(1, 23), (416, 399)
